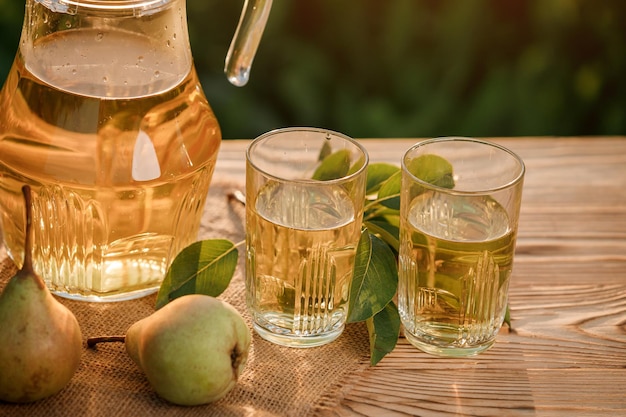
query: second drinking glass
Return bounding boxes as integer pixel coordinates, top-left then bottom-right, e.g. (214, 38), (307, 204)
(398, 137), (525, 357)
(245, 128), (369, 348)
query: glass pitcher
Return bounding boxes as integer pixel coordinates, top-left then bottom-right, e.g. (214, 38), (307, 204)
(0, 0), (272, 301)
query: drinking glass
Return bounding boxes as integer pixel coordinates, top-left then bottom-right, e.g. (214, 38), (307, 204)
(245, 127), (368, 348)
(398, 137), (525, 356)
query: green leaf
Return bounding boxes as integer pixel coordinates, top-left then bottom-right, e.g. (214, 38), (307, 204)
(155, 239), (239, 310)
(366, 163), (400, 194)
(405, 154), (455, 188)
(348, 229), (398, 323)
(364, 218), (399, 253)
(366, 301), (401, 366)
(377, 171), (401, 209)
(318, 140), (332, 161)
(312, 149), (351, 180)
(504, 305), (511, 329)
(347, 154), (366, 176)
(433, 273), (462, 304)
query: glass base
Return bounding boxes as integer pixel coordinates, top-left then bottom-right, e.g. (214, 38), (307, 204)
(253, 323), (344, 348)
(52, 285), (159, 302)
(405, 330), (495, 357)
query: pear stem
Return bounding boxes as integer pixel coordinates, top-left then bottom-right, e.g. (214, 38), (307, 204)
(87, 335), (126, 348)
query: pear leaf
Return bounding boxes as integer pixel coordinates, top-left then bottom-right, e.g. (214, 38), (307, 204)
(155, 239), (238, 310)
(406, 154), (455, 188)
(347, 229), (398, 323)
(318, 140), (332, 161)
(366, 301), (401, 366)
(366, 163), (400, 194)
(377, 171), (402, 209)
(347, 154), (367, 176)
(364, 218), (400, 253)
(504, 305), (512, 329)
(312, 149), (351, 180)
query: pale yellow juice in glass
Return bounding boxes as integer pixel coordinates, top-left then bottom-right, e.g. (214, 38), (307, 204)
(246, 181), (360, 347)
(398, 191), (515, 356)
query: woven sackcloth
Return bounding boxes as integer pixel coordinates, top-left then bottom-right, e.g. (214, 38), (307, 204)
(0, 179), (371, 417)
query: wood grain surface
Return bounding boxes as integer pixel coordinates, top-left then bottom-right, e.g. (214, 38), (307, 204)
(214, 136), (626, 416)
(0, 137), (623, 416)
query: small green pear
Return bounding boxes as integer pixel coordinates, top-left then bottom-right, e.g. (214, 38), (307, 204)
(125, 294), (251, 406)
(0, 185), (83, 403)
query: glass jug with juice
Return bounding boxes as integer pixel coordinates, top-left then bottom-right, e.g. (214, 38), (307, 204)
(0, 0), (272, 301)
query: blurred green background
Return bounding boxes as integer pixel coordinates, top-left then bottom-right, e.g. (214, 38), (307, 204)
(1, 0), (625, 139)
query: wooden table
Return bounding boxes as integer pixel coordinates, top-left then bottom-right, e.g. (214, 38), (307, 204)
(0, 137), (624, 416)
(216, 136), (626, 416)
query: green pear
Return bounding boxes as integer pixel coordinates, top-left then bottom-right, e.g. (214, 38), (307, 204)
(0, 185), (83, 403)
(125, 294), (251, 406)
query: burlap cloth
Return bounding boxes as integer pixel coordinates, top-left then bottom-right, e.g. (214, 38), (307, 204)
(0, 179), (371, 417)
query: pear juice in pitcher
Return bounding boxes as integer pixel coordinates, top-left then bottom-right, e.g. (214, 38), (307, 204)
(0, 22), (221, 300)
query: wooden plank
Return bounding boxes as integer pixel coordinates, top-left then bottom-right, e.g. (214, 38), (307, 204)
(323, 368), (626, 416)
(316, 137), (626, 416)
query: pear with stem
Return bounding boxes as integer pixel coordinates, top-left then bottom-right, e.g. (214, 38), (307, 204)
(0, 185), (83, 403)
(88, 294), (251, 406)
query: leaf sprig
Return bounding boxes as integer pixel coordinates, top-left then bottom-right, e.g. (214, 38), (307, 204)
(155, 150), (414, 365)
(156, 156), (405, 365)
(156, 147), (511, 366)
